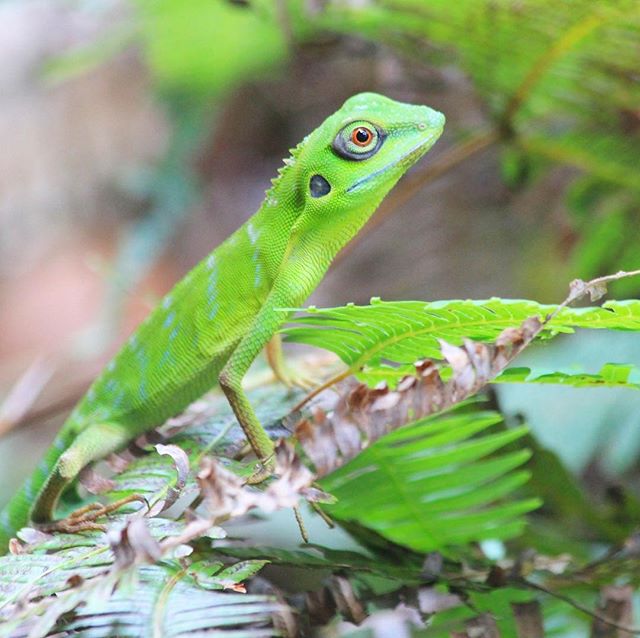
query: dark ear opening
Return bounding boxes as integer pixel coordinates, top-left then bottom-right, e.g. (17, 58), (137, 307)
(309, 174), (331, 198)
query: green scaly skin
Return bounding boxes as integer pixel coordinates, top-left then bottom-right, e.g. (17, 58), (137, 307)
(0, 93), (444, 551)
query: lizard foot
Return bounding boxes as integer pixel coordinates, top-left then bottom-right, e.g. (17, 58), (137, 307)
(265, 336), (317, 390)
(270, 359), (318, 391)
(243, 455), (276, 485)
(282, 367), (318, 392)
(39, 495), (147, 535)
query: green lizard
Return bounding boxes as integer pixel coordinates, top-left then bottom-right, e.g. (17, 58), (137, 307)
(0, 92), (444, 551)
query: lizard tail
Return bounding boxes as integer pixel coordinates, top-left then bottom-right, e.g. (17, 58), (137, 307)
(0, 426), (75, 553)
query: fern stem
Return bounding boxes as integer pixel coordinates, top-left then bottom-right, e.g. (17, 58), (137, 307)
(291, 367), (352, 412)
(503, 12), (603, 125)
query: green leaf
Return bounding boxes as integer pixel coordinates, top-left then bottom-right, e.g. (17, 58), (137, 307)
(0, 386), (298, 636)
(62, 567), (282, 638)
(138, 0), (287, 94)
(495, 363), (640, 390)
(0, 547), (281, 638)
(320, 410), (540, 553)
(285, 298), (640, 386)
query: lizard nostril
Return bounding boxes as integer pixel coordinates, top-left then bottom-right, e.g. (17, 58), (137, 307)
(417, 122), (427, 130)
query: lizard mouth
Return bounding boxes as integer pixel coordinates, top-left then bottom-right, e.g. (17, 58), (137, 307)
(345, 133), (440, 194)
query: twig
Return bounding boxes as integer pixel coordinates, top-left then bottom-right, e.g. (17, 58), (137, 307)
(290, 368), (350, 413)
(516, 578), (640, 636)
(0, 358), (56, 437)
(293, 505), (309, 543)
(554, 270), (640, 313)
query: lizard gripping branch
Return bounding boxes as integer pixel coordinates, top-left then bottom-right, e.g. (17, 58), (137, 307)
(0, 93), (445, 551)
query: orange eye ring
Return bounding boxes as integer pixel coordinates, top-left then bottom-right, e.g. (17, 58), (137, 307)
(351, 126), (374, 147)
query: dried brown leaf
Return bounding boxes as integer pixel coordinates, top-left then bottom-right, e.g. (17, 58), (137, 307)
(108, 518), (162, 569)
(79, 467), (116, 496)
(249, 576), (299, 638)
(8, 537), (26, 555)
(14, 527), (51, 550)
(328, 575), (367, 624)
(418, 587), (462, 614)
(153, 443), (190, 512)
(296, 317), (543, 477)
(159, 517), (216, 554)
(569, 278), (608, 303)
(345, 605), (425, 636)
(306, 588), (336, 626)
(196, 441), (326, 523)
(512, 601), (544, 638)
(155, 444), (189, 486)
(531, 553), (572, 575)
(106, 450), (133, 473)
(591, 585), (634, 638)
(558, 270), (640, 311)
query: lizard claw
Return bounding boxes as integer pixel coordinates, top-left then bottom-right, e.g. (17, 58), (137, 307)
(38, 495), (148, 535)
(270, 360), (318, 391)
(265, 336), (318, 391)
(243, 454), (275, 485)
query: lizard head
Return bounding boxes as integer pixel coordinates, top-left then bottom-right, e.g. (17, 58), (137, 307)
(292, 92), (445, 249)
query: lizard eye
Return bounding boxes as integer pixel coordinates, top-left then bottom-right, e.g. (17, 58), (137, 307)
(333, 120), (385, 161)
(351, 127), (373, 146)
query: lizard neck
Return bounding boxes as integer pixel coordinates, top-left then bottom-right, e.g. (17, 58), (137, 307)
(241, 143), (306, 285)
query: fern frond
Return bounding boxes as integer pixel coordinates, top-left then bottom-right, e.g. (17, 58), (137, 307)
(321, 410), (539, 552)
(0, 530), (284, 638)
(1, 564), (283, 638)
(495, 363), (640, 390)
(285, 298), (640, 385)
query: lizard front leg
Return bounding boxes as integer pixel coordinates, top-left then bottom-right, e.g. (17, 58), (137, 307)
(219, 305), (288, 483)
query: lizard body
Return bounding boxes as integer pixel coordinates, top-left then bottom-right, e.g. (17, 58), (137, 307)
(0, 93), (444, 550)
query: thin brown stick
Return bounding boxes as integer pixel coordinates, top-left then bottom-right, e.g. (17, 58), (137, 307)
(293, 505), (309, 543)
(0, 358), (57, 437)
(290, 368), (351, 413)
(4, 380), (90, 433)
(310, 501), (335, 529)
(517, 578), (640, 636)
(555, 269), (640, 312)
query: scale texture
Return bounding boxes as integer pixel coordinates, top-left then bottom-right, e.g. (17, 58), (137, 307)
(0, 93), (445, 550)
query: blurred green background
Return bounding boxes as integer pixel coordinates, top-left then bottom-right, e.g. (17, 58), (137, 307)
(0, 0), (639, 568)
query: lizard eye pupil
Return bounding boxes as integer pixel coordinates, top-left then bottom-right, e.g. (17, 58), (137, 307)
(352, 127), (372, 146)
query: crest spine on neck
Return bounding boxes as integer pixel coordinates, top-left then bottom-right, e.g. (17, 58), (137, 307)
(264, 136), (307, 199)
